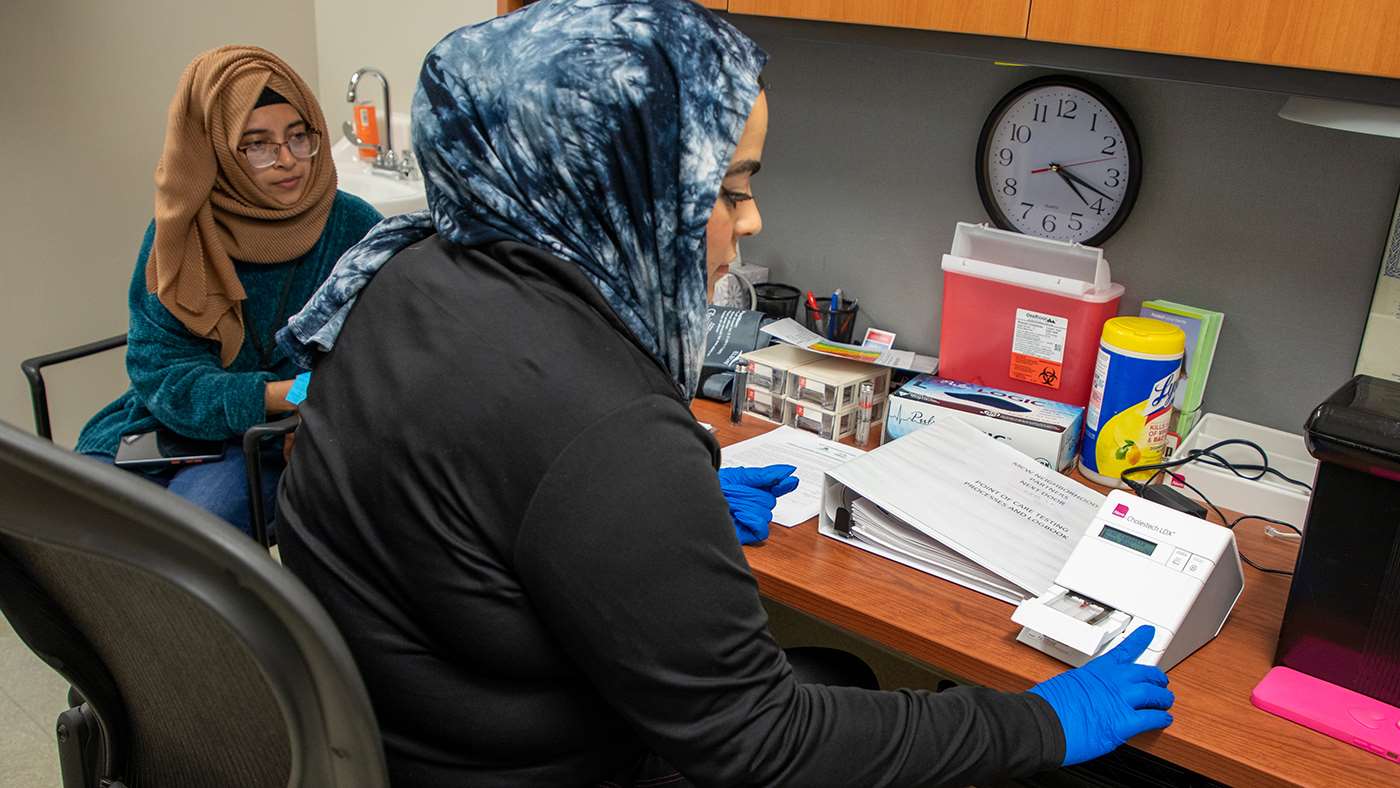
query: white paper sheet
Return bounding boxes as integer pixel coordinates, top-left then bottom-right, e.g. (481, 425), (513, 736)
(848, 498), (1028, 603)
(720, 426), (865, 526)
(759, 319), (938, 373)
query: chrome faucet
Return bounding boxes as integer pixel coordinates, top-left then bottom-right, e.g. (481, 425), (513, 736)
(343, 67), (416, 179)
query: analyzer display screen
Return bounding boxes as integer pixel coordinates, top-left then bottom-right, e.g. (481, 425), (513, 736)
(1099, 524), (1156, 556)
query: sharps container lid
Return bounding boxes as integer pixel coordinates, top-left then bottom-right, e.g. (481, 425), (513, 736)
(1304, 375), (1400, 476)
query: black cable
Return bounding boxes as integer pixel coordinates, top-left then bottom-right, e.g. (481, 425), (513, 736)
(1120, 438), (1312, 493)
(1120, 440), (1303, 576)
(1186, 443), (1313, 491)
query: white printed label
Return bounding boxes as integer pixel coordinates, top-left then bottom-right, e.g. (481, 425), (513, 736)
(1085, 348), (1111, 429)
(1013, 309), (1069, 363)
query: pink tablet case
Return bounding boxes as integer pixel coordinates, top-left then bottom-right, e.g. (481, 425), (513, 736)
(1252, 666), (1400, 764)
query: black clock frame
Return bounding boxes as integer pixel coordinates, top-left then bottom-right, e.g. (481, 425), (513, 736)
(975, 75), (1142, 247)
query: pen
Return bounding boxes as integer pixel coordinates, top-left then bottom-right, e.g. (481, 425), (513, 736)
(805, 290), (823, 333)
(828, 290), (841, 340)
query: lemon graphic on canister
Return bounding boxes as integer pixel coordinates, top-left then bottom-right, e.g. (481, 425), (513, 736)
(1080, 317), (1186, 487)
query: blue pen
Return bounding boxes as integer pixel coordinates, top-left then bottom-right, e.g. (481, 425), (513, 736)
(827, 290), (841, 340)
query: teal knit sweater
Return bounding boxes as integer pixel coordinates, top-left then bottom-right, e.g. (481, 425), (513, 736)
(76, 191), (382, 457)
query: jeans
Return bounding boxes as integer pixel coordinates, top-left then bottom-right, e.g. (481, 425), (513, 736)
(98, 439), (284, 539)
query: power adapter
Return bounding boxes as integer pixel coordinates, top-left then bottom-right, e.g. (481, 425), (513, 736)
(1139, 484), (1208, 520)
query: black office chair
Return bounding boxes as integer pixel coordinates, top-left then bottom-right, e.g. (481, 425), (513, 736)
(20, 334), (298, 548)
(0, 417), (387, 788)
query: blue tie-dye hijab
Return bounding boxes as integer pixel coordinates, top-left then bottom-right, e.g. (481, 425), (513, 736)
(278, 0), (767, 396)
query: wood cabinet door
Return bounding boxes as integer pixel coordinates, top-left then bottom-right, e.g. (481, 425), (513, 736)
(1028, 0), (1400, 79)
(727, 0), (1032, 38)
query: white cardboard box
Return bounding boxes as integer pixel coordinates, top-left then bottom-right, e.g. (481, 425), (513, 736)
(788, 397), (887, 441)
(788, 356), (892, 412)
(741, 344), (823, 397)
(885, 375), (1084, 471)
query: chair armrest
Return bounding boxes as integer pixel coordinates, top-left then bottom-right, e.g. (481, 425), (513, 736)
(243, 413), (301, 551)
(20, 334), (128, 441)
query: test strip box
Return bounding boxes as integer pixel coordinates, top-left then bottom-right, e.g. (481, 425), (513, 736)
(740, 344), (824, 397)
(787, 397), (887, 441)
(742, 384), (786, 423)
(787, 356), (892, 412)
(884, 375), (1084, 470)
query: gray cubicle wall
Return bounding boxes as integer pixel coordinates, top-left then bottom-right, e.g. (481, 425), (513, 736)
(733, 19), (1400, 433)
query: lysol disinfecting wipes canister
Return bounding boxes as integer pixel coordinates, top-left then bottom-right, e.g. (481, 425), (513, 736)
(1080, 317), (1185, 487)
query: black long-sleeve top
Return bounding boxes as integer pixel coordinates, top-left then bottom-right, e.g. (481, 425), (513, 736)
(276, 237), (1065, 786)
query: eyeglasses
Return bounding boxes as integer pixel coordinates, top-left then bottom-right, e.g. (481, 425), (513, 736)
(237, 129), (322, 169)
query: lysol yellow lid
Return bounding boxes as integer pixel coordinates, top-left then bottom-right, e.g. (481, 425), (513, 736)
(1101, 317), (1186, 356)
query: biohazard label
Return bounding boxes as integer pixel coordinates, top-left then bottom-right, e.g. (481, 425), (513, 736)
(1010, 309), (1068, 389)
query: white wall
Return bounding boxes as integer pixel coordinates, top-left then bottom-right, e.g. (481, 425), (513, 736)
(0, 0), (320, 445)
(312, 0), (497, 148)
(0, 0), (499, 443)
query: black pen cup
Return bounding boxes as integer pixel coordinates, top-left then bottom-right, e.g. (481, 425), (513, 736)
(803, 300), (859, 344)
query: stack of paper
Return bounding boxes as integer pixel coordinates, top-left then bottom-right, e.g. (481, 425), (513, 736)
(820, 415), (1106, 604)
(847, 498), (1028, 603)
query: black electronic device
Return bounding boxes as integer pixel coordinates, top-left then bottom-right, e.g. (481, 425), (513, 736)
(1139, 484), (1209, 521)
(1275, 375), (1400, 706)
(114, 429), (225, 469)
(976, 75), (1141, 246)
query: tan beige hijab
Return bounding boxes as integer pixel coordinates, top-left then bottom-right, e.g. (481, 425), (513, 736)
(147, 45), (337, 367)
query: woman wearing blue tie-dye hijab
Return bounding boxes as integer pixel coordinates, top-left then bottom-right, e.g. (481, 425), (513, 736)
(281, 0), (764, 395)
(277, 1), (1100, 785)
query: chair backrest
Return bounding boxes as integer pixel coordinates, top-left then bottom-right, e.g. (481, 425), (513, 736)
(0, 418), (387, 788)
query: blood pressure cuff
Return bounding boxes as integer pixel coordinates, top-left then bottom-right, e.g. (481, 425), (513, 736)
(700, 305), (774, 402)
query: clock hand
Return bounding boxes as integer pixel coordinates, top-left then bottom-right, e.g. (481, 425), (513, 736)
(1030, 156), (1118, 174)
(1055, 167), (1092, 207)
(1059, 166), (1116, 202)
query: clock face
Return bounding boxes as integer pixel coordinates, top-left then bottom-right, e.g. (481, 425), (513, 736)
(976, 76), (1141, 246)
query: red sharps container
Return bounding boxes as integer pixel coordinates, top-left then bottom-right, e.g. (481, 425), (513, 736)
(938, 223), (1123, 408)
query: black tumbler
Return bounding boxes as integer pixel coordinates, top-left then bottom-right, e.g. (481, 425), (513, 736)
(753, 283), (801, 320)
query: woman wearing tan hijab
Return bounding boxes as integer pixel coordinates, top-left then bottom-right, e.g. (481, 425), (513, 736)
(76, 45), (382, 536)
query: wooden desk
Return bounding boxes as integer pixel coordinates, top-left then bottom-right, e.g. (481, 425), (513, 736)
(694, 399), (1395, 787)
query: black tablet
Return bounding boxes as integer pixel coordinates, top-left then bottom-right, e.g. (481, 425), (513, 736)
(114, 429), (226, 469)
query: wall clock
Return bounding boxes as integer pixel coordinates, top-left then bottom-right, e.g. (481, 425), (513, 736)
(976, 75), (1141, 246)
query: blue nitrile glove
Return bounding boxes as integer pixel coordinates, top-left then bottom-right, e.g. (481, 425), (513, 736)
(718, 465), (799, 545)
(285, 371), (312, 406)
(1029, 626), (1174, 766)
